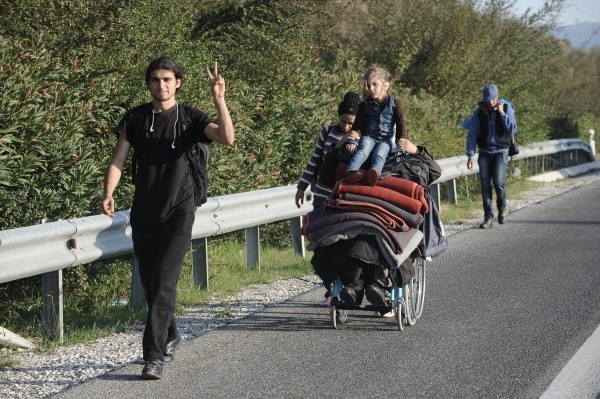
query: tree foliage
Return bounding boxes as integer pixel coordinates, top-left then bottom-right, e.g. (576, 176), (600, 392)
(0, 36), (123, 230)
(334, 0), (598, 145)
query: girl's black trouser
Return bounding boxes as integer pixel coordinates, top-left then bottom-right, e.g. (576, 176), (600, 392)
(131, 212), (195, 361)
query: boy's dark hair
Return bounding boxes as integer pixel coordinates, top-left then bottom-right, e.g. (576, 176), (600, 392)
(145, 56), (184, 90)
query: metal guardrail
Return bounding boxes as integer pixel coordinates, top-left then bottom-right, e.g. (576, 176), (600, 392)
(432, 138), (595, 183)
(0, 137), (595, 284)
(0, 187), (314, 285)
(0, 138), (595, 341)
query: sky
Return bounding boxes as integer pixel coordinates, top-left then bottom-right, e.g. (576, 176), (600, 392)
(512, 0), (600, 26)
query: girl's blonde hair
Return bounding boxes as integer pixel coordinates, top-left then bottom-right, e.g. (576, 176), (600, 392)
(362, 65), (392, 98)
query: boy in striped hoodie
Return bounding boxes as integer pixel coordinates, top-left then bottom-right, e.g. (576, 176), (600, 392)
(295, 91), (361, 209)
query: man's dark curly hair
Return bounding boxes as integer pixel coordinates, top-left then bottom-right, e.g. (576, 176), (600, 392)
(145, 56), (183, 91)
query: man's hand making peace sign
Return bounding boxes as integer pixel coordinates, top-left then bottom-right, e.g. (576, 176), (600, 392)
(203, 61), (234, 146)
(206, 61), (226, 99)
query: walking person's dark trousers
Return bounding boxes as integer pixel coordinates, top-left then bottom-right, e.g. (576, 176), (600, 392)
(478, 151), (508, 219)
(131, 212), (195, 361)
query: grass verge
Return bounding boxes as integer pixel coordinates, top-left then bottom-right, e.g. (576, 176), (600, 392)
(176, 238), (315, 308)
(439, 177), (545, 224)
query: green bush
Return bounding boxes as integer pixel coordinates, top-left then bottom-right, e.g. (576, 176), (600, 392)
(0, 36), (124, 230)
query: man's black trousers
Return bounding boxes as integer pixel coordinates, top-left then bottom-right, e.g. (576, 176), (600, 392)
(131, 212), (195, 361)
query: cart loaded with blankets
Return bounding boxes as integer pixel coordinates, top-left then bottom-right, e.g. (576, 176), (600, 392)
(301, 146), (447, 330)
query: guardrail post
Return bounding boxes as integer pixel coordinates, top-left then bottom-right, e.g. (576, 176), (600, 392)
(245, 226), (260, 270)
(445, 179), (457, 205)
(568, 150), (573, 166)
(290, 216), (306, 258)
(541, 154), (546, 173)
(191, 237), (209, 289)
(41, 270), (63, 343)
(130, 255), (145, 309)
(430, 184), (441, 212)
(590, 129), (596, 156)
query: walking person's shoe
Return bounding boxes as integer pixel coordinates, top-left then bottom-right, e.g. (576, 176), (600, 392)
(163, 332), (181, 362)
(319, 297), (331, 307)
(141, 359), (163, 380)
(366, 167), (379, 186)
(498, 210), (507, 224)
(479, 217), (493, 229)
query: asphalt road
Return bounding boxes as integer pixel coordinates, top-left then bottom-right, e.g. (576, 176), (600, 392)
(55, 176), (600, 399)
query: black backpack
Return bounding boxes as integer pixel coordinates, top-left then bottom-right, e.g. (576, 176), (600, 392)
(381, 150), (430, 187)
(130, 103), (210, 208)
(185, 140), (210, 207)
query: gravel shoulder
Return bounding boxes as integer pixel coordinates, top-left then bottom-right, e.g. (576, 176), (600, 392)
(0, 174), (597, 399)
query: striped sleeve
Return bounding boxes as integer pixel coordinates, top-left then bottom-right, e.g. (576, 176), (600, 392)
(297, 125), (331, 191)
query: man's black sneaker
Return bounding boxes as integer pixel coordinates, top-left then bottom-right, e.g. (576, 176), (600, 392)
(163, 332), (181, 362)
(141, 359), (163, 380)
(365, 284), (386, 305)
(479, 218), (493, 229)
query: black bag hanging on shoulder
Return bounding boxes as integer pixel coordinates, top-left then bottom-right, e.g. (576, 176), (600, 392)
(174, 103), (211, 207)
(185, 141), (210, 207)
(509, 133), (519, 156)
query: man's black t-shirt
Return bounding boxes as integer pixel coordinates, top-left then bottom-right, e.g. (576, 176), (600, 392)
(117, 103), (212, 222)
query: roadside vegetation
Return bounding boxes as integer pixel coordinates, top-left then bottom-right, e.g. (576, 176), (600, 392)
(1, 0), (599, 355)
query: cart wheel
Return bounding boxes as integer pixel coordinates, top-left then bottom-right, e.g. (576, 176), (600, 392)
(330, 306), (348, 329)
(330, 306), (338, 329)
(404, 258), (426, 326)
(413, 257), (426, 320)
(338, 308), (348, 324)
(395, 301), (404, 331)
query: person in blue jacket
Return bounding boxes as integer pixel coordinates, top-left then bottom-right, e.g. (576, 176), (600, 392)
(466, 84), (517, 229)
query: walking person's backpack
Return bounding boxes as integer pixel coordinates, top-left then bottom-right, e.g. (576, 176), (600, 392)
(130, 103), (210, 208)
(508, 133), (519, 157)
(185, 140), (210, 207)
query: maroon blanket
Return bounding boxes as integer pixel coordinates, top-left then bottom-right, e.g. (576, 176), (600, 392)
(325, 193), (424, 229)
(332, 181), (424, 215)
(375, 175), (428, 213)
(334, 162), (428, 213)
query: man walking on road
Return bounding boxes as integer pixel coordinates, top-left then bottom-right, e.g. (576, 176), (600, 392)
(100, 56), (234, 379)
(466, 83), (517, 229)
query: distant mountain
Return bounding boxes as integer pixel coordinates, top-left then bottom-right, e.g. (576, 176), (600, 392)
(552, 22), (600, 49)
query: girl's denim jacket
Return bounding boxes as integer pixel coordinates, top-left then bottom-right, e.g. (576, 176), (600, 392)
(363, 95), (396, 140)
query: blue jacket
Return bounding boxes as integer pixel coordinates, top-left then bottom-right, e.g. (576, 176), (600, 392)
(466, 99), (517, 157)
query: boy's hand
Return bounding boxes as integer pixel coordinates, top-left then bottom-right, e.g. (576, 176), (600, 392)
(295, 189), (304, 208)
